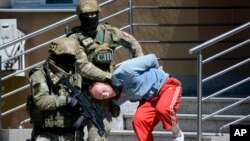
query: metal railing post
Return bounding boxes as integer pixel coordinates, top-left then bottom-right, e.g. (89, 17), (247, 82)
(128, 0), (133, 35)
(0, 56), (2, 129)
(65, 25), (69, 35)
(197, 52), (202, 141)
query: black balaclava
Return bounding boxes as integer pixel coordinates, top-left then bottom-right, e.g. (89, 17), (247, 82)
(79, 13), (99, 35)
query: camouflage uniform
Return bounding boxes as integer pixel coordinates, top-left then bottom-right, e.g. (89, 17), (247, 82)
(67, 0), (144, 140)
(27, 37), (83, 141)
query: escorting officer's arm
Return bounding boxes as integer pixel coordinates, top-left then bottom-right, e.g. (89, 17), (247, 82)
(69, 35), (112, 80)
(29, 70), (67, 110)
(113, 27), (144, 57)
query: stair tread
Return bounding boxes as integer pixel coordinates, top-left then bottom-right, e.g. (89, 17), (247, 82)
(124, 113), (248, 118)
(109, 130), (229, 137)
(182, 96), (248, 101)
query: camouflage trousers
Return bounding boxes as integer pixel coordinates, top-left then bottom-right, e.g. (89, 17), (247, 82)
(86, 101), (114, 141)
(35, 131), (83, 141)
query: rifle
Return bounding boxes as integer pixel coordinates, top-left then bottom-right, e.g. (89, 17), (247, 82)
(56, 75), (105, 136)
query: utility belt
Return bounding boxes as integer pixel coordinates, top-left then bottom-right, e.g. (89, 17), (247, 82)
(30, 125), (78, 141)
(34, 126), (76, 134)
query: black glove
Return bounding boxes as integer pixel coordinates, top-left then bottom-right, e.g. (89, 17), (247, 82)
(109, 101), (120, 118)
(111, 76), (123, 89)
(110, 75), (123, 96)
(66, 95), (79, 108)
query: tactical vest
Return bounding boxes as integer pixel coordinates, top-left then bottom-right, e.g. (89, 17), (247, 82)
(26, 63), (82, 128)
(71, 24), (119, 73)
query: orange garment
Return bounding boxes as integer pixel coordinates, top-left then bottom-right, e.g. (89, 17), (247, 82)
(132, 77), (182, 141)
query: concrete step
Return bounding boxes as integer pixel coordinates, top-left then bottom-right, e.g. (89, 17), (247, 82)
(1, 97), (247, 141)
(119, 97), (250, 115)
(0, 129), (230, 141)
(123, 114), (250, 133)
(179, 97), (250, 115)
(0, 129), (32, 141)
(108, 130), (230, 141)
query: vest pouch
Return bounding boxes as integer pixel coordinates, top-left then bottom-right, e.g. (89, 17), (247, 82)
(54, 111), (64, 128)
(44, 111), (55, 128)
(93, 43), (113, 64)
(26, 95), (44, 126)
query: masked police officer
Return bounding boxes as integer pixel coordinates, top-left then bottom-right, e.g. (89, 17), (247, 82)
(27, 37), (83, 141)
(67, 0), (144, 140)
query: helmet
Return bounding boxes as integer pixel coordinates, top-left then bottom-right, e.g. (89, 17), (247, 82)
(76, 0), (101, 15)
(49, 37), (79, 56)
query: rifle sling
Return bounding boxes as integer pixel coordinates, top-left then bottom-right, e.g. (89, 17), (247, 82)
(43, 62), (58, 94)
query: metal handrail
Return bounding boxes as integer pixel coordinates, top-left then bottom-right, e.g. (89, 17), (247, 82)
(1, 8), (128, 64)
(217, 114), (250, 136)
(203, 39), (250, 64)
(0, 1), (132, 119)
(1, 84), (30, 99)
(0, 2), (249, 139)
(0, 2), (131, 103)
(0, 9), (76, 13)
(202, 96), (250, 121)
(189, 21), (250, 141)
(133, 23), (242, 27)
(0, 0), (117, 51)
(1, 103), (26, 117)
(1, 35), (65, 64)
(1, 12), (131, 80)
(189, 21), (250, 54)
(18, 118), (30, 129)
(1, 60), (45, 81)
(202, 57), (250, 83)
(202, 77), (250, 101)
(101, 8), (130, 22)
(1, 42), (123, 100)
(0, 15), (76, 51)
(133, 6), (250, 9)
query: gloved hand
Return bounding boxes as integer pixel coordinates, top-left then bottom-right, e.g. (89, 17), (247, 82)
(66, 95), (79, 108)
(110, 75), (123, 96)
(109, 101), (120, 118)
(111, 76), (123, 89)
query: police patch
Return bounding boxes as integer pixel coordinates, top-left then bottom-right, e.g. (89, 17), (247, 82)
(49, 43), (58, 52)
(82, 37), (94, 47)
